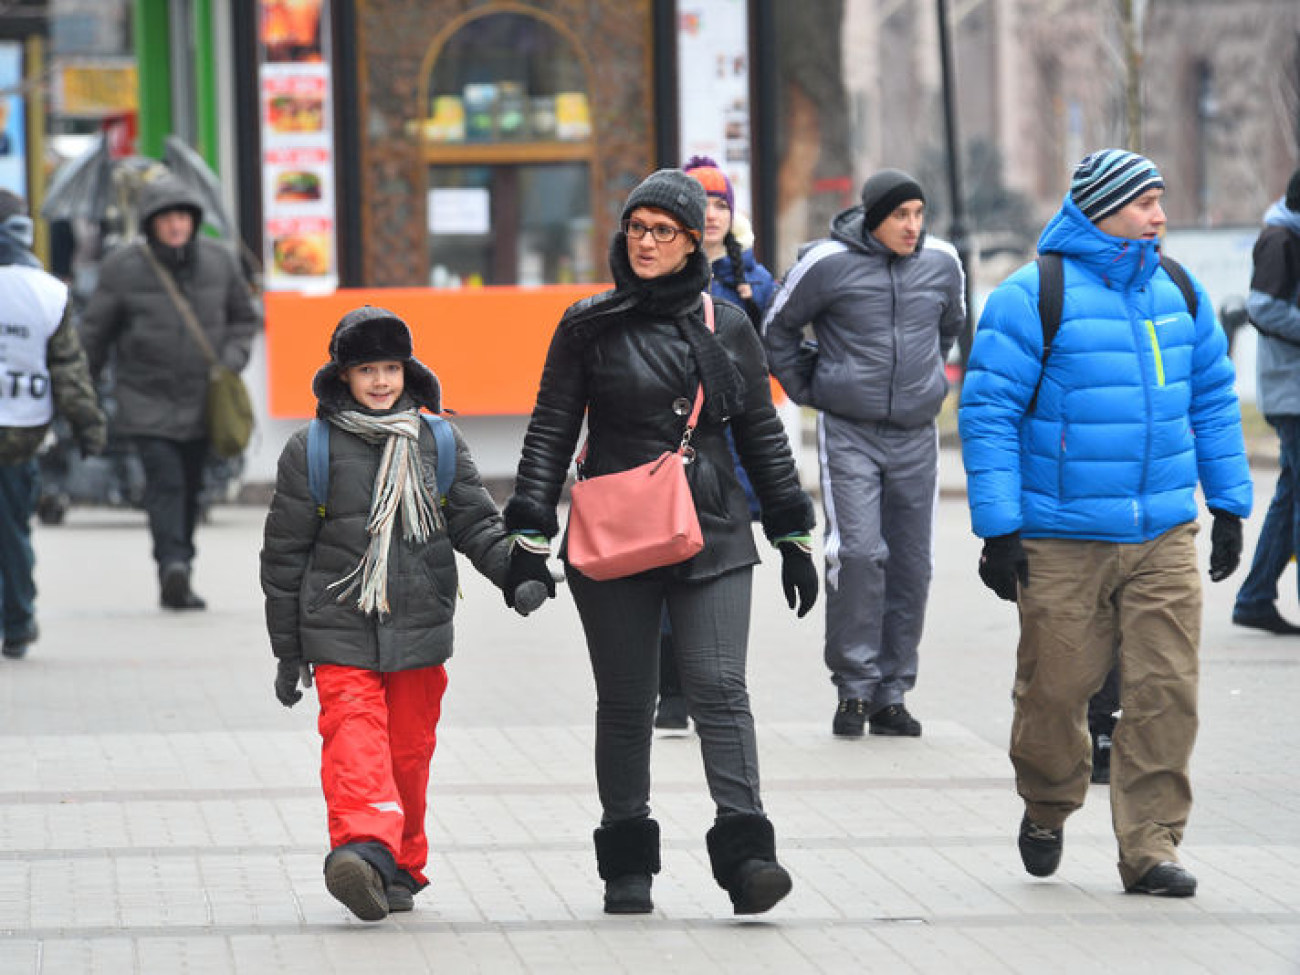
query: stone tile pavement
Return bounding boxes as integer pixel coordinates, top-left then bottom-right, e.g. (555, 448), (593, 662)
(1, 462), (1297, 974)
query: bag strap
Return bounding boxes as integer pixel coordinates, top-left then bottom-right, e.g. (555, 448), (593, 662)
(575, 292), (715, 473)
(307, 413), (456, 518)
(1159, 254), (1200, 319)
(138, 242), (219, 368)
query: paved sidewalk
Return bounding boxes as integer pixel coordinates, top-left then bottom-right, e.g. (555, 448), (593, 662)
(1, 479), (1298, 974)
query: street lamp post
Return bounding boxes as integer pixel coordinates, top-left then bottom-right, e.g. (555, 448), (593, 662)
(936, 0), (975, 370)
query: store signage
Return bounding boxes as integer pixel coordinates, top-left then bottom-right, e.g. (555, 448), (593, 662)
(0, 41), (27, 198)
(55, 61), (139, 117)
(258, 0), (338, 292)
(677, 2), (753, 218)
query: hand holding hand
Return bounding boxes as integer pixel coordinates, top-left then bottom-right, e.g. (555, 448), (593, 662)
(778, 539), (818, 618)
(504, 539), (556, 616)
(978, 532), (1028, 602)
(275, 657), (309, 708)
(1208, 509), (1243, 582)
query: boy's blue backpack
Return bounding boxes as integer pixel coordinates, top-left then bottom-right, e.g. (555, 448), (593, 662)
(307, 414), (456, 517)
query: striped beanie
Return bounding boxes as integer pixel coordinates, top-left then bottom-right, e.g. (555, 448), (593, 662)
(683, 155), (734, 214)
(1070, 149), (1164, 223)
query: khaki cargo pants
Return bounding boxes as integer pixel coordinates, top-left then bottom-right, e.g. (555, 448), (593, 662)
(1013, 522), (1201, 888)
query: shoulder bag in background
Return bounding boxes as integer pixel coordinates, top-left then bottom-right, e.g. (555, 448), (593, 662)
(565, 294), (715, 581)
(139, 243), (254, 458)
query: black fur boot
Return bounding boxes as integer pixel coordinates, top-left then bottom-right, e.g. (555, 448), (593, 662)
(594, 817), (661, 914)
(706, 814), (792, 915)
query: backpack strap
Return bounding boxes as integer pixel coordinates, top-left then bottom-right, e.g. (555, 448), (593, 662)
(1029, 253), (1065, 415)
(423, 413), (456, 503)
(307, 418), (330, 517)
(1158, 254), (1200, 319)
(305, 413), (457, 519)
(1029, 252), (1199, 416)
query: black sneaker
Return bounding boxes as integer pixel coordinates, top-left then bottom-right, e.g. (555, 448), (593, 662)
(1127, 861), (1197, 897)
(654, 694), (689, 733)
(1090, 732), (1112, 785)
(832, 699), (868, 737)
(1232, 605), (1300, 634)
(160, 564), (207, 611)
(386, 884), (415, 913)
(2, 621), (38, 659)
(1018, 814), (1063, 877)
(869, 703), (922, 737)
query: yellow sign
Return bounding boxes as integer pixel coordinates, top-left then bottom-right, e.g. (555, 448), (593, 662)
(59, 63), (138, 115)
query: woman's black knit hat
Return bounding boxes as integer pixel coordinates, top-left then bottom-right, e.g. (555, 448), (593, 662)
(329, 305), (413, 368)
(621, 169), (707, 240)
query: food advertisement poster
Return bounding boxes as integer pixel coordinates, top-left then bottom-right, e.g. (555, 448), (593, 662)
(0, 42), (28, 198)
(677, 2), (752, 218)
(258, 0), (337, 292)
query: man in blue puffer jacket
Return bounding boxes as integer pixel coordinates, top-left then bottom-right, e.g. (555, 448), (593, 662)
(959, 150), (1253, 898)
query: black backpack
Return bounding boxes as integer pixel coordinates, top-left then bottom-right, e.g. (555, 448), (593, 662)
(1028, 252), (1199, 413)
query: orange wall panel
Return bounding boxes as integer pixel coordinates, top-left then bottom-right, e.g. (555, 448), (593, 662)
(265, 285), (606, 417)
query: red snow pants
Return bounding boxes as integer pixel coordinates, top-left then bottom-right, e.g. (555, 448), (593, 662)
(314, 663), (448, 886)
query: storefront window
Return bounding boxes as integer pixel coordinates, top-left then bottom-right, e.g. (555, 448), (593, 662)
(421, 10), (595, 287)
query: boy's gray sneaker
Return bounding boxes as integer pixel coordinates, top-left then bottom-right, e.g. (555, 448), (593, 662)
(1127, 861), (1197, 897)
(324, 848), (389, 921)
(386, 884), (415, 912)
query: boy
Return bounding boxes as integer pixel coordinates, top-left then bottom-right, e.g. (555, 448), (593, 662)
(260, 306), (552, 921)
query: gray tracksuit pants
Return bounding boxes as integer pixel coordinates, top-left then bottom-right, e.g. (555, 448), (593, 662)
(819, 414), (938, 707)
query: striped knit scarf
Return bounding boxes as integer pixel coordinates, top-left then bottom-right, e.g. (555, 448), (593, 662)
(327, 409), (438, 616)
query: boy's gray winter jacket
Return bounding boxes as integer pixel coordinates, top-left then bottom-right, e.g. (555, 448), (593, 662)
(260, 360), (511, 673)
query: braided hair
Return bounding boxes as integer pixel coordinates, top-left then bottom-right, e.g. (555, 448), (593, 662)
(722, 230), (762, 330)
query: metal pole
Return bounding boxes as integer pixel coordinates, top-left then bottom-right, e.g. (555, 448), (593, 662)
(936, 0), (974, 370)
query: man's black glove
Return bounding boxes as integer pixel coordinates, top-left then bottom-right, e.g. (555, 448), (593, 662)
(979, 532), (1029, 602)
(504, 546), (556, 615)
(275, 657), (311, 708)
(779, 541), (819, 618)
(1208, 509), (1243, 582)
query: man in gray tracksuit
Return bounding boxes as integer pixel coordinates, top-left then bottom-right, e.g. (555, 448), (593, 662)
(764, 170), (965, 738)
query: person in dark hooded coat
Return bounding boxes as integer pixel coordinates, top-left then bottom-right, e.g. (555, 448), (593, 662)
(79, 173), (259, 610)
(259, 306), (553, 922)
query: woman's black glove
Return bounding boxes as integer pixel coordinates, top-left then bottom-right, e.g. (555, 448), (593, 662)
(778, 540), (819, 618)
(275, 657), (311, 708)
(504, 544), (556, 616)
(1208, 509), (1243, 582)
(978, 532), (1028, 602)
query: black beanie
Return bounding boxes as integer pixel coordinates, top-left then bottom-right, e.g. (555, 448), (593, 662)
(1287, 168), (1300, 212)
(329, 305), (413, 368)
(621, 169), (707, 240)
(860, 169), (925, 232)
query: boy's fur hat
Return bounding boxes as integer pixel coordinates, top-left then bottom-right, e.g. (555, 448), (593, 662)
(311, 305), (441, 412)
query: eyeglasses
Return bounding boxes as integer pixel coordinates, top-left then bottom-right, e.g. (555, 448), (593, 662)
(622, 219), (690, 243)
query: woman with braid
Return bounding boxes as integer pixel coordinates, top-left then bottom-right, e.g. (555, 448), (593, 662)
(259, 306), (553, 922)
(649, 158), (781, 732)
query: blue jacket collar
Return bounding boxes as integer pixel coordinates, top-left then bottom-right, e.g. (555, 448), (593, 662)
(1037, 194), (1160, 291)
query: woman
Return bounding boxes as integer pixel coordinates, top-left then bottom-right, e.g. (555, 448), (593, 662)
(503, 169), (818, 916)
(683, 155), (776, 331)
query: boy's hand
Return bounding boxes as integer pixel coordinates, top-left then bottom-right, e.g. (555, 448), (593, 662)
(505, 547), (555, 615)
(275, 657), (309, 707)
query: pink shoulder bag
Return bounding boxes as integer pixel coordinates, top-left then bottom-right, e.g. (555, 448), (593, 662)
(566, 294), (715, 581)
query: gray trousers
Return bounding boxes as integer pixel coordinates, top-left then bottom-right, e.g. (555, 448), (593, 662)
(567, 565), (762, 825)
(819, 415), (938, 706)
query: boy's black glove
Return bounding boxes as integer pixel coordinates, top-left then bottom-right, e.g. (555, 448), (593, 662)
(504, 548), (556, 616)
(778, 541), (819, 618)
(1208, 509), (1243, 582)
(275, 657), (311, 708)
(979, 532), (1028, 602)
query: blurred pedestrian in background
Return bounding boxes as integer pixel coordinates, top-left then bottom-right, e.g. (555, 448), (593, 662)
(0, 190), (105, 660)
(79, 174), (259, 611)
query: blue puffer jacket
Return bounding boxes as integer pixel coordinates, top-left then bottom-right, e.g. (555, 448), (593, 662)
(959, 195), (1252, 542)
